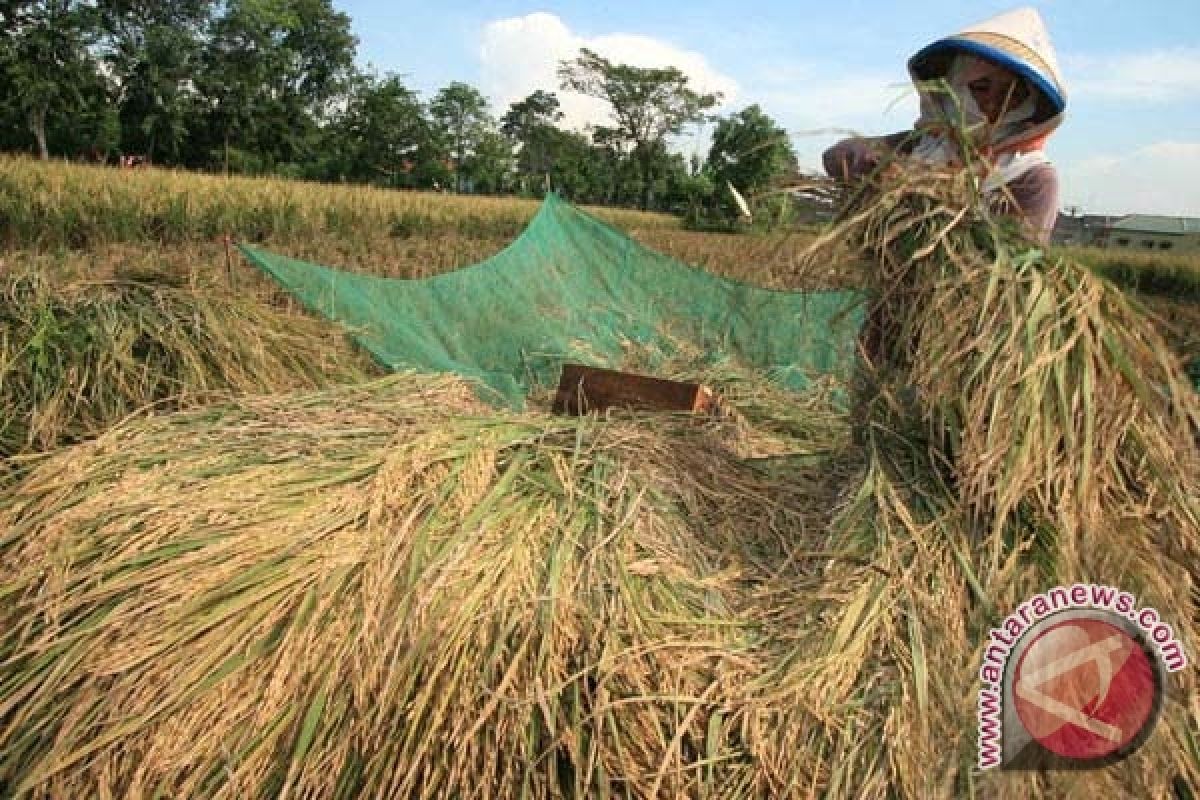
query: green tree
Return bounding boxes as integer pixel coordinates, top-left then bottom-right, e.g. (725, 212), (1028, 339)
(499, 89), (561, 139)
(557, 47), (720, 209)
(114, 28), (202, 163)
(0, 1), (104, 160)
(675, 154), (717, 228)
(326, 72), (432, 187)
(707, 104), (795, 204)
(98, 0), (213, 164)
(503, 125), (599, 201)
(197, 0), (357, 173)
(500, 90), (562, 191)
(429, 81), (492, 192)
(538, 127), (588, 198)
(467, 129), (515, 194)
(46, 71), (120, 160)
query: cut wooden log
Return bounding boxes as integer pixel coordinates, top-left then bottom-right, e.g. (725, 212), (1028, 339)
(552, 364), (723, 416)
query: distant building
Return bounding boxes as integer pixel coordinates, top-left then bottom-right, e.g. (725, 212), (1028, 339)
(787, 188), (836, 223)
(1051, 212), (1119, 247)
(1097, 214), (1200, 253)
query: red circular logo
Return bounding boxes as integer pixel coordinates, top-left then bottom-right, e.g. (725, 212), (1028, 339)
(1012, 617), (1158, 761)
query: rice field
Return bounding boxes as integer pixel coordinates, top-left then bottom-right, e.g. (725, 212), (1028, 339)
(0, 157), (840, 469)
(0, 154), (1197, 799)
(0, 156), (840, 287)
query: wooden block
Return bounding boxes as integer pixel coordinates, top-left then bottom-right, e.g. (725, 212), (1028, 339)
(552, 364), (724, 416)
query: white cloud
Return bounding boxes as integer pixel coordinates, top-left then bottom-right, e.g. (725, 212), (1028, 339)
(747, 65), (918, 173)
(478, 12), (738, 144)
(755, 73), (916, 131)
(1064, 48), (1200, 102)
(1060, 141), (1200, 217)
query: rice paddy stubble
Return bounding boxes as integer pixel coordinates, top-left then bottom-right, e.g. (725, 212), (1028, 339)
(0, 374), (849, 799)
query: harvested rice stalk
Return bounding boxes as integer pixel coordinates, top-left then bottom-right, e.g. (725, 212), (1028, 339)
(804, 160), (1200, 559)
(0, 272), (378, 460)
(526, 337), (852, 459)
(622, 339), (853, 460)
(738, 416), (1198, 799)
(765, 158), (1200, 798)
(0, 374), (843, 799)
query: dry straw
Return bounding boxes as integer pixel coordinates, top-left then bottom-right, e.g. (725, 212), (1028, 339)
(0, 271), (376, 464)
(0, 151), (1198, 798)
(0, 374), (846, 798)
(776, 149), (1200, 796)
(808, 154), (1199, 563)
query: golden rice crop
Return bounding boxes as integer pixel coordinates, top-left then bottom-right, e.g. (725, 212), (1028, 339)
(4, 156), (820, 290)
(0, 373), (847, 799)
(773, 153), (1200, 797)
(0, 270), (377, 463)
(814, 161), (1200, 555)
(0, 155), (679, 253)
(0, 146), (1197, 800)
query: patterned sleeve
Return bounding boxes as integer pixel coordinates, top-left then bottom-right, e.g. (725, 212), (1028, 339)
(822, 133), (910, 182)
(1002, 164), (1060, 244)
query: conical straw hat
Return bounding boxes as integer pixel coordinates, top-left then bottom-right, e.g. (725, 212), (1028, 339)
(908, 7), (1067, 120)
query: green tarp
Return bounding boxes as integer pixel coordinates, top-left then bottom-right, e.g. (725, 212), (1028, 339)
(240, 193), (866, 408)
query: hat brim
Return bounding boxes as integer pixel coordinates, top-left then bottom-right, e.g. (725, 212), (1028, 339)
(908, 37), (1066, 116)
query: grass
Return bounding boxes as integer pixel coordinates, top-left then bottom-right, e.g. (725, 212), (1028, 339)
(0, 270), (377, 464)
(0, 373), (848, 799)
(0, 155), (679, 251)
(0, 151), (1196, 798)
(5, 155), (1193, 301)
(0, 156), (829, 289)
(1070, 245), (1200, 301)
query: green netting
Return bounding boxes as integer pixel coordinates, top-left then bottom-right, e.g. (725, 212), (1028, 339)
(240, 193), (866, 408)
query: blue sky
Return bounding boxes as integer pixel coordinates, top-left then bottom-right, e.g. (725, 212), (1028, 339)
(335, 2), (1200, 216)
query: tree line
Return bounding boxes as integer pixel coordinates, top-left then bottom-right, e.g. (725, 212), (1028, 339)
(0, 1), (799, 221)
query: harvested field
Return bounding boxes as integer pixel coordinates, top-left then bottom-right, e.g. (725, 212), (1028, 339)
(0, 156), (1196, 799)
(0, 271), (377, 464)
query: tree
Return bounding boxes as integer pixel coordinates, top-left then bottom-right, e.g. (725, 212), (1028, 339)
(536, 127), (589, 199)
(0, 1), (105, 160)
(706, 104), (797, 224)
(429, 81), (492, 192)
(326, 72), (432, 187)
(557, 47), (720, 209)
(197, 0), (357, 172)
(708, 105), (796, 192)
(113, 26), (203, 163)
(675, 154), (717, 229)
(466, 129), (515, 194)
(500, 90), (562, 191)
(499, 89), (561, 139)
(98, 0), (213, 164)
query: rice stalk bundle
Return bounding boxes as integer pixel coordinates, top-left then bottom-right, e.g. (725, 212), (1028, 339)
(693, 365), (849, 460)
(0, 272), (377, 461)
(738, 425), (1198, 798)
(805, 160), (1200, 561)
(761, 162), (1200, 797)
(2, 158), (1197, 800)
(0, 373), (846, 799)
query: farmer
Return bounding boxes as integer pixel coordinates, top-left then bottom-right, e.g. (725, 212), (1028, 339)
(823, 7), (1066, 244)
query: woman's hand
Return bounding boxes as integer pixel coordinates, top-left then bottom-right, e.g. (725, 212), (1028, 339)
(823, 138), (882, 183)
